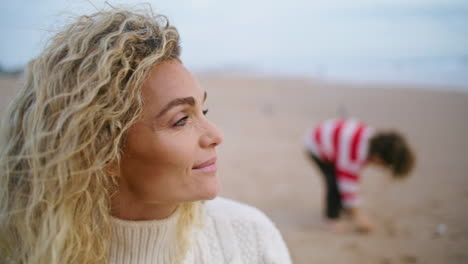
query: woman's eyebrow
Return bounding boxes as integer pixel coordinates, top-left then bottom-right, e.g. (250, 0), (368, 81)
(156, 97), (195, 118)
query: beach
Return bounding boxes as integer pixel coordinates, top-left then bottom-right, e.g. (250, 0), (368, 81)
(201, 75), (468, 264)
(1, 75), (467, 263)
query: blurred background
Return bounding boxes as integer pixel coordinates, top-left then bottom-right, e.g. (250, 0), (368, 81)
(1, 0), (468, 90)
(1, 0), (467, 263)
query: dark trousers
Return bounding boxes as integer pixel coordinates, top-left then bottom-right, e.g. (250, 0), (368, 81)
(307, 151), (342, 219)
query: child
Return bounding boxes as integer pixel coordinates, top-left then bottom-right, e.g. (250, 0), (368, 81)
(304, 118), (415, 233)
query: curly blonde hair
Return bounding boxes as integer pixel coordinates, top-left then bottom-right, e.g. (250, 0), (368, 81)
(0, 7), (200, 264)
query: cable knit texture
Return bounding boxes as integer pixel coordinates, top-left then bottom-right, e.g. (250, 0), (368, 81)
(109, 197), (292, 264)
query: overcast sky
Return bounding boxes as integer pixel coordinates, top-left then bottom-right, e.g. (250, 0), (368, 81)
(1, 0), (467, 74)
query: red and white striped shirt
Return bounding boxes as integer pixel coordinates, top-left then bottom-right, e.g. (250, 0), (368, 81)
(304, 118), (374, 207)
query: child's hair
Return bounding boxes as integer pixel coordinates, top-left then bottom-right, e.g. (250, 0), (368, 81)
(369, 131), (415, 178)
(0, 7), (199, 264)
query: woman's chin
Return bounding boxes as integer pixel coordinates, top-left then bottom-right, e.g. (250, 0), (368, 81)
(197, 179), (220, 201)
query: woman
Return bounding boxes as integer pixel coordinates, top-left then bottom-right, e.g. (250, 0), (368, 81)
(0, 8), (292, 264)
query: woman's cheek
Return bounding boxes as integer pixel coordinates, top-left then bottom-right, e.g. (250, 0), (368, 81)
(160, 136), (195, 163)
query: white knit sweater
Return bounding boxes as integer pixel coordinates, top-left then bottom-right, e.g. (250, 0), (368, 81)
(109, 197), (292, 264)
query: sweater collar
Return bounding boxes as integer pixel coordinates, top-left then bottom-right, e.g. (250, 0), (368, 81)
(109, 206), (182, 263)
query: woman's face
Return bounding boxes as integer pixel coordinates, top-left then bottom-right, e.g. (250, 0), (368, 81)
(117, 60), (223, 206)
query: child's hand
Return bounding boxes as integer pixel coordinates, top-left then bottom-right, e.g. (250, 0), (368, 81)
(348, 207), (374, 233)
(354, 213), (373, 233)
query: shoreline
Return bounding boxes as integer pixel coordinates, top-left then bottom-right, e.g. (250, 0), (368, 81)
(194, 71), (468, 94)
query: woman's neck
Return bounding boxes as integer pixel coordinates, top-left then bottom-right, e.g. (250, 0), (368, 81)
(110, 192), (179, 221)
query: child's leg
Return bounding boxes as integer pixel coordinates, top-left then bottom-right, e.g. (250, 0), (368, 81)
(321, 166), (348, 232)
(306, 151), (344, 225)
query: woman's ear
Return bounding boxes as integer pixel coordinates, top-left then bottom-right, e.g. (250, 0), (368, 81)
(105, 160), (122, 200)
(105, 160), (121, 179)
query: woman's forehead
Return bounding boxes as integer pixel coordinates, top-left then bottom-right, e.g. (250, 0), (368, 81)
(142, 61), (205, 108)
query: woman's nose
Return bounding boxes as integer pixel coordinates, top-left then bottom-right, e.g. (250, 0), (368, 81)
(200, 119), (223, 148)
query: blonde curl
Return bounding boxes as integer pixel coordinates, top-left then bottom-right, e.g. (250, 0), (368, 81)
(0, 6), (199, 264)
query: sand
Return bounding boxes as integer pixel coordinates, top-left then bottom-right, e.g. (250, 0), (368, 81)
(1, 75), (467, 263)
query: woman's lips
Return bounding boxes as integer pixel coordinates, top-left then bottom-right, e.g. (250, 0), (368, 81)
(193, 157), (217, 172)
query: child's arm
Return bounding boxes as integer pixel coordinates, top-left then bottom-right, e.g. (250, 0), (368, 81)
(335, 166), (374, 233)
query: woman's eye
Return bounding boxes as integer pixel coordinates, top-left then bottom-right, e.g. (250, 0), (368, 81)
(174, 116), (189, 127)
(173, 110), (207, 127)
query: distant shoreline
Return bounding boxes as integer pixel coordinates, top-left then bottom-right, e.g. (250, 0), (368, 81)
(194, 70), (468, 93)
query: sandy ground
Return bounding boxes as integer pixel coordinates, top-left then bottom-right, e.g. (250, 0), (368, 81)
(199, 75), (468, 264)
(1, 75), (468, 263)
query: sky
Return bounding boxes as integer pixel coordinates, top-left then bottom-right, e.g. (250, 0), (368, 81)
(1, 0), (467, 88)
